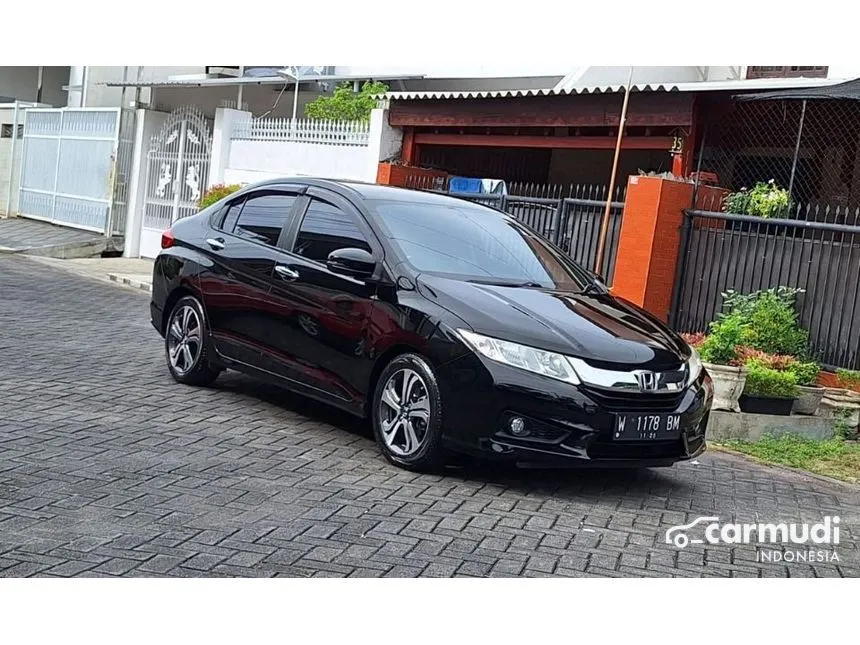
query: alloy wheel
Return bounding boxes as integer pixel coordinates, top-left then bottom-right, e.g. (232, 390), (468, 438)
(378, 368), (431, 457)
(167, 304), (202, 376)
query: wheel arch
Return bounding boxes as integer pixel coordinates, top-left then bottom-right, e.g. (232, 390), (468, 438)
(364, 343), (431, 417)
(161, 283), (204, 336)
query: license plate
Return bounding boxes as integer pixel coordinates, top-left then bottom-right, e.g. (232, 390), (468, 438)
(614, 414), (682, 441)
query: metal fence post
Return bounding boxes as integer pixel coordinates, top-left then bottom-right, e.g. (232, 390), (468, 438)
(787, 98), (807, 207)
(50, 110), (63, 224)
(549, 197), (564, 246)
(668, 211), (694, 329)
(105, 108), (122, 237)
(4, 101), (20, 217)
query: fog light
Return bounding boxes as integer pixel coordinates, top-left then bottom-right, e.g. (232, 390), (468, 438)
(509, 416), (528, 437)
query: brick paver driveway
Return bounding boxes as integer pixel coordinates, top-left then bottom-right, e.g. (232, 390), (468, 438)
(1, 255), (858, 577)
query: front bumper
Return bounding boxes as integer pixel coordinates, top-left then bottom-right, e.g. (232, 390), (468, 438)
(436, 354), (712, 468)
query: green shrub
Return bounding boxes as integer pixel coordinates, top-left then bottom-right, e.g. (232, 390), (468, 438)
(786, 361), (821, 387)
(305, 81), (389, 121)
(720, 287), (809, 357)
(743, 360), (800, 398)
(723, 180), (790, 218)
(723, 189), (751, 216)
(699, 315), (745, 365)
(198, 184), (242, 210)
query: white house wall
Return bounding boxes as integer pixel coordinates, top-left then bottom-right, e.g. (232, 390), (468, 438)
(216, 108), (401, 187)
(76, 66), (202, 108)
(226, 140), (377, 185)
(0, 67), (70, 106)
(826, 65), (860, 80)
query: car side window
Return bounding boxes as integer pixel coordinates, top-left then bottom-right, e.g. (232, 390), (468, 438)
(233, 193), (297, 247)
(293, 199), (372, 264)
(218, 199), (244, 232)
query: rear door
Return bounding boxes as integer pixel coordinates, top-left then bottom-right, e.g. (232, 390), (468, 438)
(264, 188), (382, 405)
(198, 186), (305, 367)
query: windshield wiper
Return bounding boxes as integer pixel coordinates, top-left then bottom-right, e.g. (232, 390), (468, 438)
(581, 280), (605, 295)
(468, 279), (545, 288)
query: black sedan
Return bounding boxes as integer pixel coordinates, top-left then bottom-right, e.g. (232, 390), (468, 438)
(150, 178), (712, 471)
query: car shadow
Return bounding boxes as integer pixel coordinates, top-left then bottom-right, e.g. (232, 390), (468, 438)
(212, 370), (373, 438)
(210, 370), (688, 498)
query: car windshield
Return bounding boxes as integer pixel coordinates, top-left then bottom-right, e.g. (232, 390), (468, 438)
(368, 197), (595, 290)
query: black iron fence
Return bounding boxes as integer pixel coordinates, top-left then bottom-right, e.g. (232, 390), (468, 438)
(671, 209), (860, 370)
(404, 176), (626, 284)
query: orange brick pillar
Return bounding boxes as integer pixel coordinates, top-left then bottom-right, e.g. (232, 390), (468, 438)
(611, 176), (694, 323)
(376, 163), (448, 187)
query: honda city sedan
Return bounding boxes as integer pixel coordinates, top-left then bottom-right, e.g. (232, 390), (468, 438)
(150, 178), (712, 471)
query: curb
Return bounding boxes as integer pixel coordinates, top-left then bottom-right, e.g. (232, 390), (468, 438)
(107, 273), (152, 292)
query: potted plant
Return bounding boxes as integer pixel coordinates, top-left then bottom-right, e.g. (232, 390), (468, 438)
(723, 180), (790, 219)
(739, 360), (800, 415)
(787, 361), (823, 415)
(694, 317), (747, 412)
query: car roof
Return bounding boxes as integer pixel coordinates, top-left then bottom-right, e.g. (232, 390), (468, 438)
(239, 176), (498, 208)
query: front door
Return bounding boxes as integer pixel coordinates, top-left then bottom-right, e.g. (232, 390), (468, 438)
(265, 189), (382, 406)
(198, 188), (304, 368)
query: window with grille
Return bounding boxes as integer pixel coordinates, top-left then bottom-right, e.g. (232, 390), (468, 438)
(746, 66), (828, 79)
(1, 124), (23, 138)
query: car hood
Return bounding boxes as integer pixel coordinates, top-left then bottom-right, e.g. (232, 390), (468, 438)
(417, 274), (689, 370)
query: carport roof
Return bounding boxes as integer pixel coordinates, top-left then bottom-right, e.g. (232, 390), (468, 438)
(382, 77), (845, 101)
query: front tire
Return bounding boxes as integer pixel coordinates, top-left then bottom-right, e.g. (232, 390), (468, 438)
(372, 353), (445, 472)
(165, 295), (221, 386)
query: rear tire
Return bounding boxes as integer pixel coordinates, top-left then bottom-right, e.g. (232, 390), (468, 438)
(372, 353), (445, 472)
(164, 295), (221, 386)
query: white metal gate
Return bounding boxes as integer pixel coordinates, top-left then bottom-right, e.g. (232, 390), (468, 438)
(142, 107), (211, 235)
(17, 108), (122, 234)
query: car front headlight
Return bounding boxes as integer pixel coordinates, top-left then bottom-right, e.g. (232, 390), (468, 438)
(686, 346), (703, 386)
(456, 329), (581, 385)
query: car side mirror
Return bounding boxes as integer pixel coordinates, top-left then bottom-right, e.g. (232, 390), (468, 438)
(327, 247), (377, 280)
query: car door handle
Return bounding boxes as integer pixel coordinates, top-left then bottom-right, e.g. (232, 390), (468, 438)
(274, 265), (300, 281)
(205, 237), (225, 251)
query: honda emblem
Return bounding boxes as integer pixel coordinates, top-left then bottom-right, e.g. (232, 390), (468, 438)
(635, 371), (659, 392)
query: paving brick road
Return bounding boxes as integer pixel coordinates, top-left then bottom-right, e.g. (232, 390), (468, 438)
(1, 255), (858, 577)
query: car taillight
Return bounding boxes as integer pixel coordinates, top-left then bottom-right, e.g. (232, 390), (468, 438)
(161, 229), (175, 249)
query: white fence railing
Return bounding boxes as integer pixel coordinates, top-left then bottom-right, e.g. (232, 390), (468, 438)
(231, 117), (370, 146)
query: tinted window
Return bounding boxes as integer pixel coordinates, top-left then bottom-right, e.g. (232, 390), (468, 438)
(369, 198), (592, 290)
(294, 199), (372, 264)
(219, 200), (244, 232)
(234, 193), (297, 246)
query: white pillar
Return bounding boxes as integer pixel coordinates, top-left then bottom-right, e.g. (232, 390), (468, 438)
(123, 109), (169, 257)
(67, 66), (85, 107)
(365, 108), (402, 183)
(209, 107), (252, 189)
